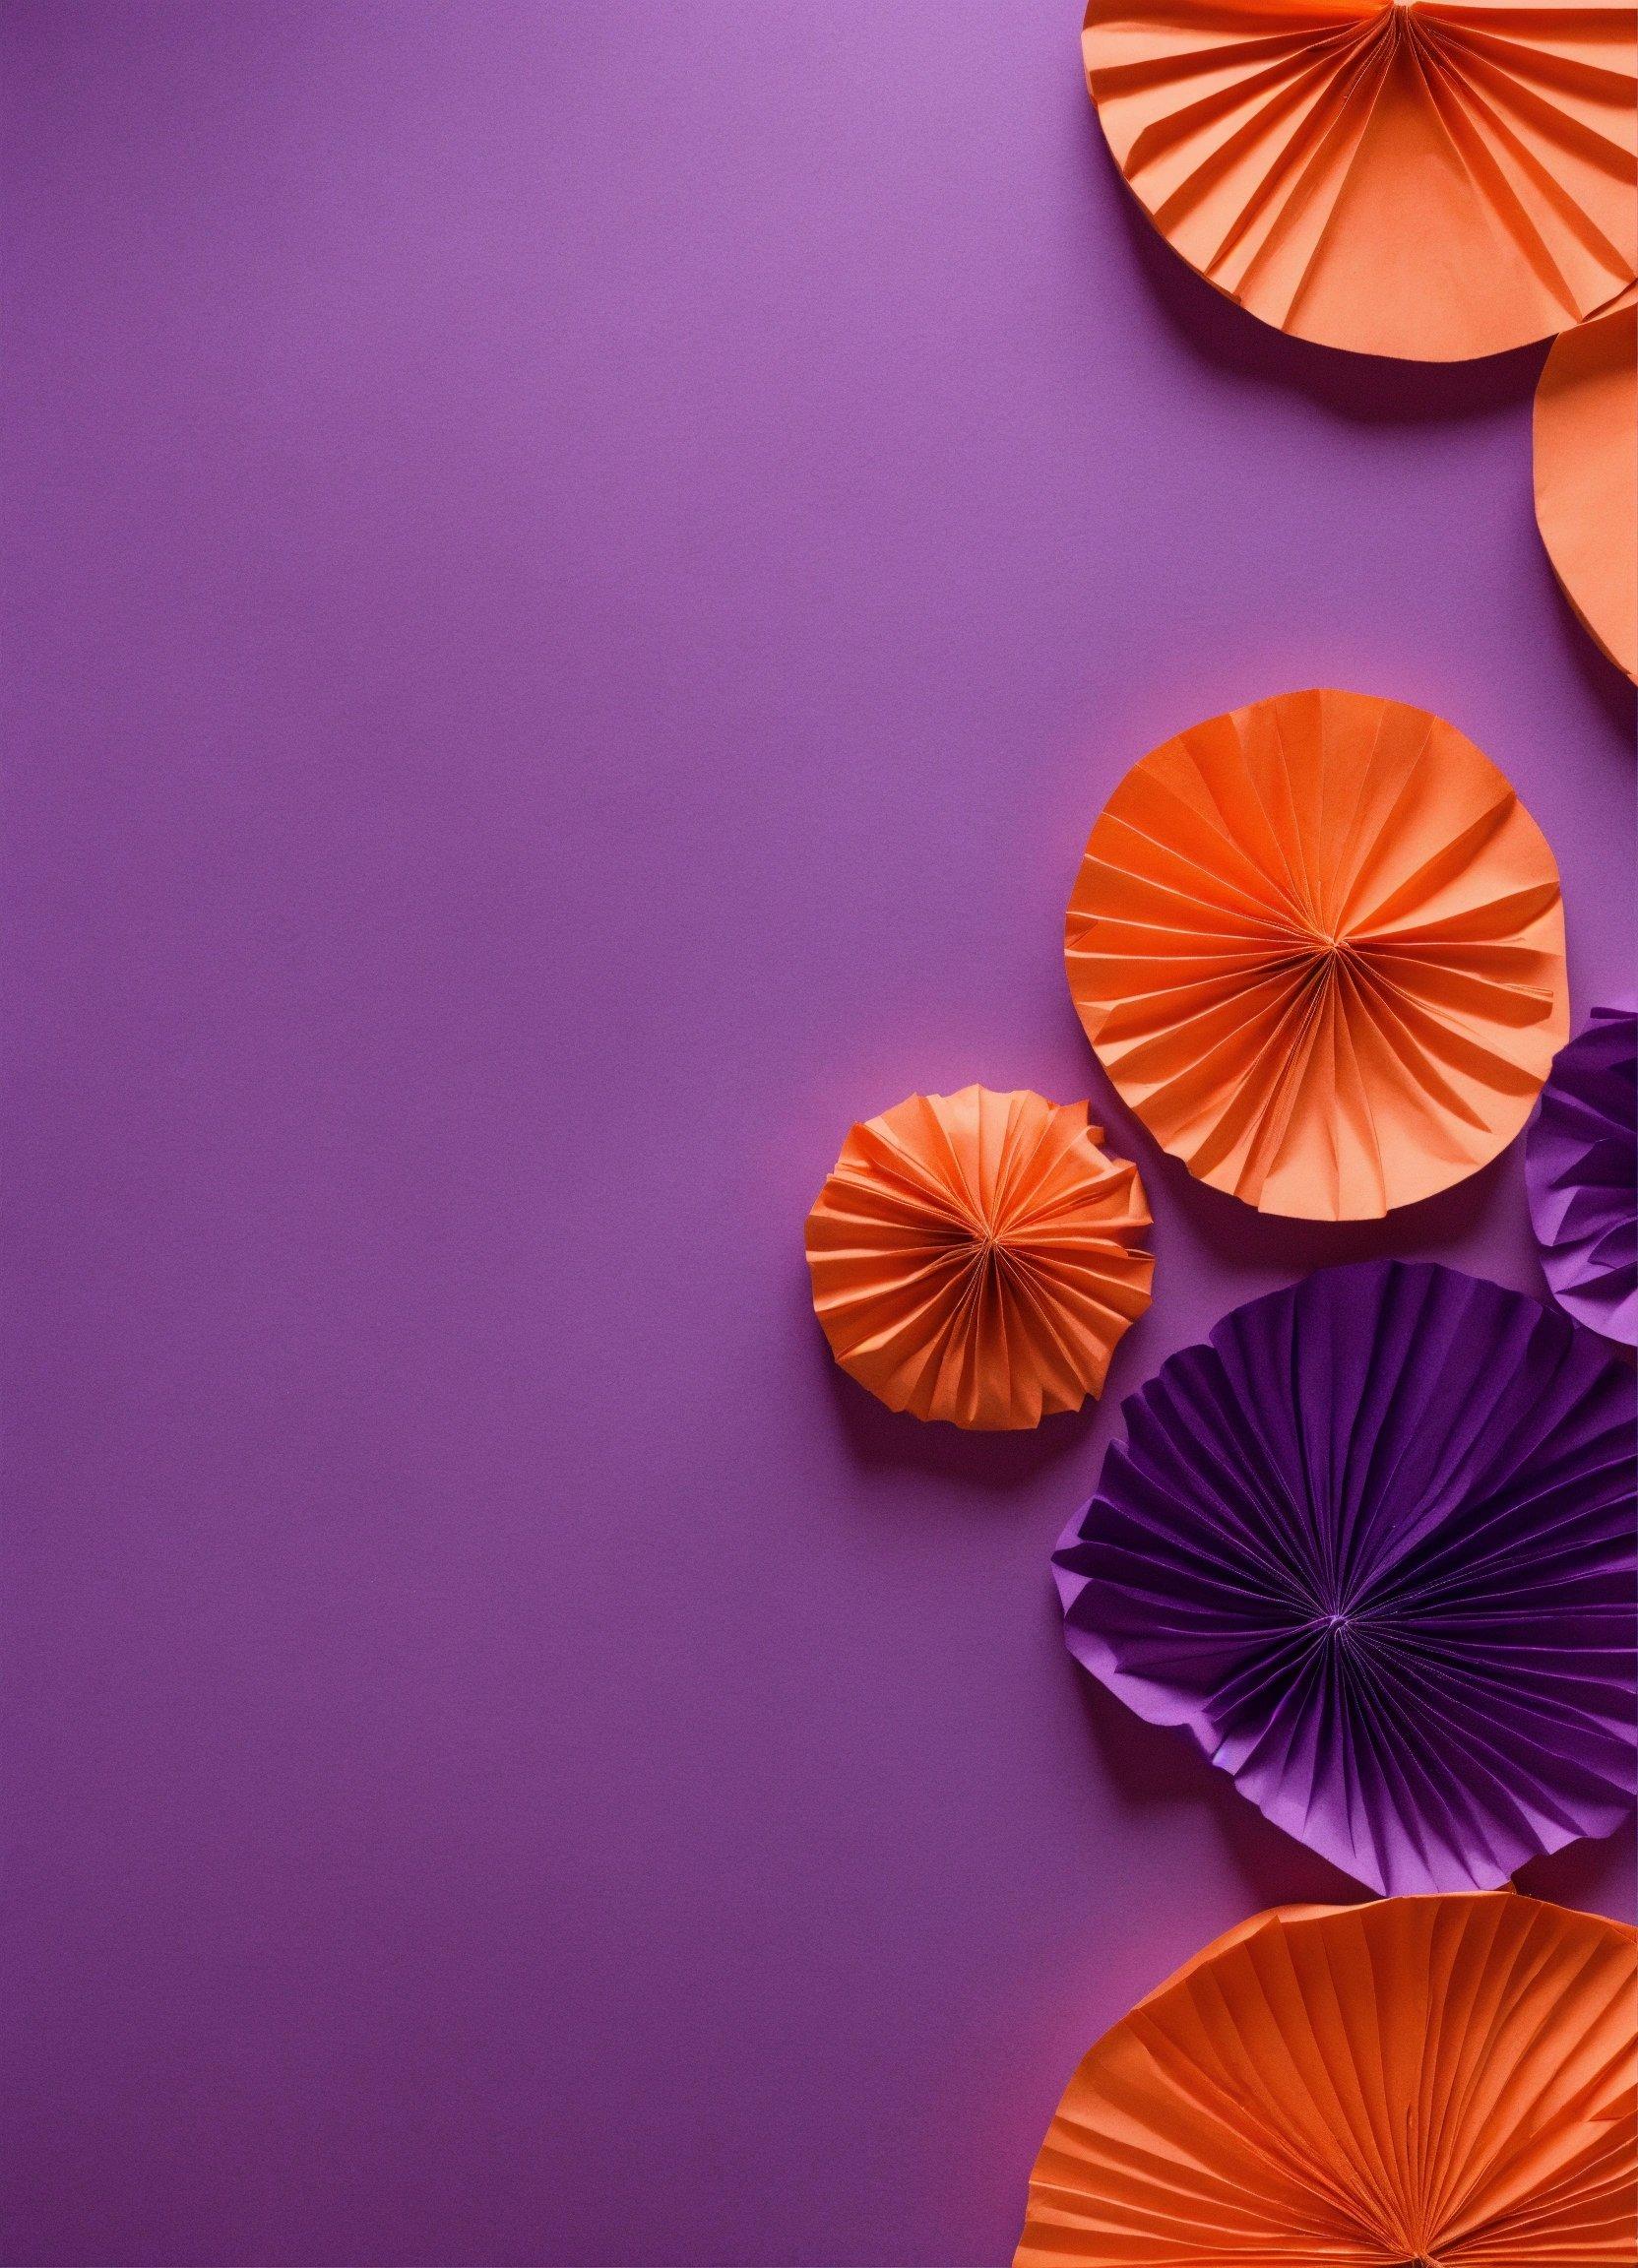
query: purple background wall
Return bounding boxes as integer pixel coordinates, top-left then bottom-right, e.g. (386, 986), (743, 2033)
(3, 4), (1633, 2263)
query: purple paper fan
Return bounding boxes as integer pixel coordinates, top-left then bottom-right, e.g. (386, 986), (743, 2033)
(1526, 1005), (1637, 1348)
(1053, 1260), (1637, 1897)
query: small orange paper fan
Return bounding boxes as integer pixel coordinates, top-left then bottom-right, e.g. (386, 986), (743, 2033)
(1065, 689), (1567, 1220)
(805, 1087), (1152, 1430)
(1014, 1893), (1638, 2268)
(1082, 0), (1638, 362)
(1535, 284), (1638, 683)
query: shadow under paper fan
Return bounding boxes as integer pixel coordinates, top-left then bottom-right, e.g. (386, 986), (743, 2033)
(1534, 541), (1638, 740)
(1080, 111), (1546, 426)
(819, 1333), (1100, 1498)
(1143, 1139), (1517, 1277)
(1520, 1825), (1638, 1923)
(1068, 1654), (1367, 1912)
(1053, 980), (1522, 1274)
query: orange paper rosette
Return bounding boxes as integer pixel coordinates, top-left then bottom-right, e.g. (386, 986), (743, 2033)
(1535, 285), (1638, 682)
(1015, 1893), (1638, 2268)
(805, 1087), (1152, 1430)
(1082, 0), (1638, 361)
(1064, 689), (1567, 1219)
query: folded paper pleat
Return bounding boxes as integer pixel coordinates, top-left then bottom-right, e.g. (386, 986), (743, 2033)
(1015, 1893), (1638, 2268)
(1527, 1006), (1638, 1346)
(1065, 689), (1568, 1219)
(1534, 287), (1638, 683)
(1054, 1260), (1638, 1895)
(1083, 0), (1638, 359)
(806, 1088), (1152, 1429)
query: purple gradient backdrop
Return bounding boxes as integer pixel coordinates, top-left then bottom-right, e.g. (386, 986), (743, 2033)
(2, 4), (1633, 2263)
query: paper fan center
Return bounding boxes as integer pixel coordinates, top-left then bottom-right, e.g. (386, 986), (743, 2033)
(1388, 2200), (1448, 2265)
(965, 1217), (1010, 1264)
(1375, 1), (1437, 61)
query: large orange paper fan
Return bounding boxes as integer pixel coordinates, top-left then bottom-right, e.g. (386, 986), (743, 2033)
(1535, 285), (1638, 682)
(1015, 1893), (1638, 2268)
(805, 1087), (1152, 1429)
(1082, 0), (1638, 361)
(1065, 689), (1567, 1219)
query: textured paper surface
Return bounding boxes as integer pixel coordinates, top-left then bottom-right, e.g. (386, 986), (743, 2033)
(8, 9), (1637, 2263)
(1064, 687), (1568, 1219)
(806, 1087), (1152, 1429)
(1014, 1892), (1638, 2268)
(1527, 1005), (1638, 1346)
(1535, 288), (1638, 682)
(1054, 1259), (1638, 1895)
(1082, 0), (1638, 361)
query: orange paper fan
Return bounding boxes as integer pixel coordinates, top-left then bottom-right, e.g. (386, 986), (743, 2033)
(1535, 285), (1638, 682)
(804, 1087), (1152, 1430)
(1082, 0), (1638, 362)
(1064, 689), (1568, 1220)
(1014, 1893), (1638, 2268)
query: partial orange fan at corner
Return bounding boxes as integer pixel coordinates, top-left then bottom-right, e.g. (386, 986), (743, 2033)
(1015, 1894), (1638, 2267)
(1083, 0), (1638, 360)
(1536, 285), (1638, 682)
(804, 1087), (1152, 1430)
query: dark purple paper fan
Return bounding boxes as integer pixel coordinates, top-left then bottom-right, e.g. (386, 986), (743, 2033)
(1054, 1260), (1637, 1896)
(1527, 1005), (1637, 1348)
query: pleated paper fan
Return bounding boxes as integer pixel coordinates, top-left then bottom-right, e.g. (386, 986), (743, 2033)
(1527, 1005), (1638, 1346)
(1064, 689), (1568, 1219)
(805, 1087), (1152, 1430)
(1053, 1260), (1637, 1895)
(1014, 1893), (1638, 2268)
(1535, 286), (1638, 682)
(1082, 0), (1638, 361)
